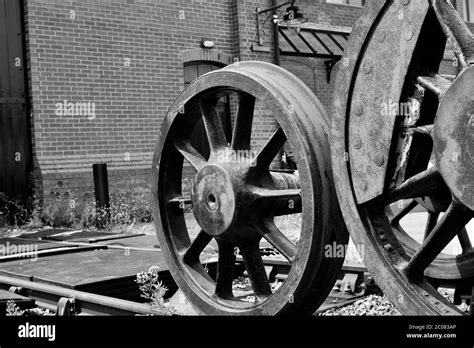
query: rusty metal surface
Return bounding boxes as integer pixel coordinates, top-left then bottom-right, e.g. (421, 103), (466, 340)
(0, 274), (158, 316)
(331, 0), (472, 315)
(152, 61), (348, 314)
(434, 66), (474, 211)
(348, 0), (430, 204)
(432, 0), (474, 66)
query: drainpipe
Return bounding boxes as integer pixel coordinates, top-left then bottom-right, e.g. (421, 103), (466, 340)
(272, 0), (281, 66)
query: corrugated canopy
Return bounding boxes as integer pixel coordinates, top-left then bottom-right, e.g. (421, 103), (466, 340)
(279, 24), (350, 58)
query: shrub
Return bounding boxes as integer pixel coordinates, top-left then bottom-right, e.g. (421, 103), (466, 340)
(40, 182), (87, 228)
(0, 193), (31, 227)
(6, 300), (25, 316)
(1, 175), (194, 230)
(135, 266), (175, 315)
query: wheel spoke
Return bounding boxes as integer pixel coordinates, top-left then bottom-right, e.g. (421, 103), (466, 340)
(167, 196), (192, 206)
(240, 244), (272, 298)
(431, 0), (474, 66)
(174, 140), (207, 170)
(407, 125), (433, 138)
(199, 98), (227, 154)
(423, 212), (440, 240)
(183, 230), (213, 265)
(458, 228), (472, 254)
(215, 240), (236, 299)
(256, 220), (297, 262)
(382, 167), (444, 205)
(417, 73), (451, 99)
(249, 186), (301, 202)
(405, 201), (472, 279)
(390, 200), (419, 226)
(251, 127), (287, 170)
(231, 93), (255, 151)
(249, 186), (302, 215)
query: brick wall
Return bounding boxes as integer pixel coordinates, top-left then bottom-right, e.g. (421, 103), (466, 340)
(25, 0), (467, 198)
(25, 0), (239, 195)
(26, 0), (361, 196)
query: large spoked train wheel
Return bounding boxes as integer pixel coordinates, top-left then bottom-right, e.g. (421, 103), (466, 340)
(152, 61), (347, 315)
(332, 0), (473, 315)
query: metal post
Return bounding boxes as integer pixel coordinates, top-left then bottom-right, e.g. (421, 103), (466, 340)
(93, 163), (110, 225)
(470, 286), (474, 316)
(272, 0), (281, 66)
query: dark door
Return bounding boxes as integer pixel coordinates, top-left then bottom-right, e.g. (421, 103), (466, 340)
(184, 62), (232, 159)
(0, 0), (32, 199)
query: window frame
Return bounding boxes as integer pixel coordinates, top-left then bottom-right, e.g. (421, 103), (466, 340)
(325, 0), (366, 8)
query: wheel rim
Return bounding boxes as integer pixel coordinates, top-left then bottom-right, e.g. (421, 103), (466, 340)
(152, 61), (347, 315)
(332, 0), (473, 315)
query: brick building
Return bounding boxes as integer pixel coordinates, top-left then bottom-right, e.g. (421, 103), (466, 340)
(0, 0), (472, 200)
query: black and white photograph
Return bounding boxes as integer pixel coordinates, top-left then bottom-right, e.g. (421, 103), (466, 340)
(0, 0), (473, 346)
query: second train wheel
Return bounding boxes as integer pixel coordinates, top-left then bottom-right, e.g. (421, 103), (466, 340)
(152, 61), (348, 315)
(332, 0), (473, 315)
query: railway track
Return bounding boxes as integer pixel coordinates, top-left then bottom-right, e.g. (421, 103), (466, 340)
(0, 274), (159, 316)
(0, 227), (380, 316)
(0, 257), (374, 316)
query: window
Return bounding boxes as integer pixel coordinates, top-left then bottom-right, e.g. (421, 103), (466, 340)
(184, 62), (232, 159)
(184, 63), (222, 86)
(326, 0), (366, 7)
(462, 0), (474, 22)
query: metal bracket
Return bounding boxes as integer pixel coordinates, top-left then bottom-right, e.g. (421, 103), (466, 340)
(9, 286), (30, 297)
(56, 296), (76, 316)
(0, 97), (26, 104)
(340, 272), (362, 295)
(324, 57), (341, 83)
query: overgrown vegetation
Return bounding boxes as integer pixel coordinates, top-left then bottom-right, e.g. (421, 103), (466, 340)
(0, 193), (32, 227)
(135, 265), (175, 315)
(5, 300), (25, 316)
(0, 177), (153, 231)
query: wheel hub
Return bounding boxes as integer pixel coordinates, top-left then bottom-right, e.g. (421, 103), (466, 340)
(434, 66), (474, 211)
(192, 164), (238, 237)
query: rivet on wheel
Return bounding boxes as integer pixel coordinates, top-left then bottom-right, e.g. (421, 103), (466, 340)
(374, 153), (385, 167)
(354, 105), (364, 116)
(364, 62), (373, 75)
(378, 31), (386, 43)
(353, 136), (362, 150)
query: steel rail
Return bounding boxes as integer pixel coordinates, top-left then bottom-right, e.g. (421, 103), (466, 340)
(0, 275), (160, 316)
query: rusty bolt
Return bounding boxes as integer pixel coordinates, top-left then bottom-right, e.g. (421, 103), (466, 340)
(354, 105), (364, 116)
(374, 152), (385, 167)
(401, 0), (410, 6)
(378, 31), (386, 43)
(364, 62), (372, 75)
(404, 28), (414, 41)
(353, 136), (362, 149)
